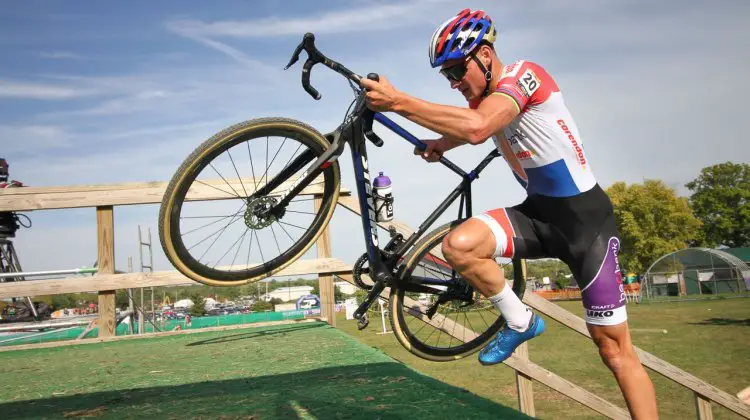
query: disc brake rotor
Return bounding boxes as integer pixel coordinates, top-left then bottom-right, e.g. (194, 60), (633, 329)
(244, 196), (279, 229)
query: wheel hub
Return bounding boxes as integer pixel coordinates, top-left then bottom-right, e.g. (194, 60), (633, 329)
(244, 196), (279, 229)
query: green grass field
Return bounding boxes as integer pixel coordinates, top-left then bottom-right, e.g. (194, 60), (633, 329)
(339, 297), (750, 419)
(0, 320), (530, 420)
(0, 298), (747, 419)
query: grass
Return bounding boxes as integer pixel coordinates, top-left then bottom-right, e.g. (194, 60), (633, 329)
(0, 298), (747, 419)
(338, 297), (750, 419)
(0, 321), (530, 420)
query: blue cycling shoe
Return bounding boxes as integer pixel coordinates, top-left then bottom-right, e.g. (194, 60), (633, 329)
(478, 313), (545, 365)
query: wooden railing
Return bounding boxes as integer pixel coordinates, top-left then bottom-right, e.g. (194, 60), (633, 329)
(1, 180), (748, 419)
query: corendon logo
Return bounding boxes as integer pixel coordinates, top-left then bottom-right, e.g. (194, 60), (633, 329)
(361, 156), (379, 247)
(557, 120), (586, 166)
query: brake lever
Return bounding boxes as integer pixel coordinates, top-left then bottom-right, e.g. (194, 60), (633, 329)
(302, 59), (321, 100)
(284, 41), (304, 70)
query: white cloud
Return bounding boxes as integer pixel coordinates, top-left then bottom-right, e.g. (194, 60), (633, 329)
(0, 80), (94, 100)
(166, 0), (448, 39)
(0, 125), (70, 153)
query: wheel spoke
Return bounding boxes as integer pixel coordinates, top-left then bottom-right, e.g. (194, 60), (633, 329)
(270, 224), (282, 254)
(213, 227), (250, 269)
(209, 162), (242, 198)
(276, 221), (295, 242)
(227, 149), (249, 197)
(181, 214), (237, 236)
(194, 179), (241, 198)
(277, 220), (307, 231)
(186, 205), (246, 252)
(247, 141), (258, 193)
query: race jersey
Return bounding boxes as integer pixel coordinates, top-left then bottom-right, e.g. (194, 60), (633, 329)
(470, 60), (596, 198)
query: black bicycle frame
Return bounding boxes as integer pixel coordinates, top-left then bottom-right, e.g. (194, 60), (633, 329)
(270, 32), (501, 320)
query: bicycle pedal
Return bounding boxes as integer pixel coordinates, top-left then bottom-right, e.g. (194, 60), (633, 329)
(357, 314), (370, 330)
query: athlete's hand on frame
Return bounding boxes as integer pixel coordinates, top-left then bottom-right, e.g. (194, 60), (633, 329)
(415, 138), (457, 162)
(361, 75), (403, 113)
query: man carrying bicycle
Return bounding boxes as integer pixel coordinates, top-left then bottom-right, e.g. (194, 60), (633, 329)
(361, 8), (658, 419)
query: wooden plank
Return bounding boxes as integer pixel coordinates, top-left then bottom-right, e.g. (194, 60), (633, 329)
(96, 206), (116, 338)
(515, 343), (536, 417)
(0, 258), (351, 299)
(315, 197), (335, 327)
(514, 260), (535, 416)
(504, 354), (630, 420)
(695, 393), (714, 420)
(523, 292), (750, 419)
(0, 176), (349, 212)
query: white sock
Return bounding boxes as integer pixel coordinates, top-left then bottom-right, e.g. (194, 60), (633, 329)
(489, 284), (532, 332)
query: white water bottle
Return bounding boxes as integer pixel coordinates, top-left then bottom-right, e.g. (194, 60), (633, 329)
(373, 172), (394, 222)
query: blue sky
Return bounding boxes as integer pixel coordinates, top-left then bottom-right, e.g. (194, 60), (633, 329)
(2, 0), (748, 275)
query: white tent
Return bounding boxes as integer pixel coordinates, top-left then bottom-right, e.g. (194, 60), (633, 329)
(174, 299), (194, 309)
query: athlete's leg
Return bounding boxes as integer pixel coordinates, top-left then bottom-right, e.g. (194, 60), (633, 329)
(441, 217), (504, 297)
(588, 322), (658, 419)
(578, 220), (658, 418)
(442, 208), (541, 330)
(442, 208), (548, 365)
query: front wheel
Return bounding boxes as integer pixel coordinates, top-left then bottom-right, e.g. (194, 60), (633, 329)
(159, 117), (341, 286)
(389, 221), (526, 362)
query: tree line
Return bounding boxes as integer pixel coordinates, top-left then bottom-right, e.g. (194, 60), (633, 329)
(607, 161), (748, 274)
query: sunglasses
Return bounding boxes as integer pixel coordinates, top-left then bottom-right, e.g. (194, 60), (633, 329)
(439, 54), (474, 82)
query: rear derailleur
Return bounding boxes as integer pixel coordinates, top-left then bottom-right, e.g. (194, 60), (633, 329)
(425, 278), (475, 319)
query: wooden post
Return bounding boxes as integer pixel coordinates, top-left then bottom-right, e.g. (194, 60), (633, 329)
(96, 206), (116, 337)
(514, 259), (535, 416)
(314, 197), (335, 327)
(695, 393), (713, 420)
(678, 273), (687, 296)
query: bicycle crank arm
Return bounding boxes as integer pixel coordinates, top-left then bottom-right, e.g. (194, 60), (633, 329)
(353, 280), (386, 320)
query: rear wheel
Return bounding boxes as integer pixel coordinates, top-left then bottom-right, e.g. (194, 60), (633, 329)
(389, 222), (526, 361)
(159, 118), (341, 286)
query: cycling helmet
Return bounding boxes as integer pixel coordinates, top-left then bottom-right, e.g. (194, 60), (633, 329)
(429, 8), (497, 68)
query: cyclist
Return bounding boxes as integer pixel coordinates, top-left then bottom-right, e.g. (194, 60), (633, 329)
(361, 8), (658, 419)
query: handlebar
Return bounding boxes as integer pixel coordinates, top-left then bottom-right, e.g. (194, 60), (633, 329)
(284, 32), (365, 100)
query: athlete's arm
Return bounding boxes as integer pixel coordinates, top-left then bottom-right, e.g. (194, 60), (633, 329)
(393, 93), (518, 145)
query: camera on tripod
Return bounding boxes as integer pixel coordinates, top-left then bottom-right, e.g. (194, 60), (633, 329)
(0, 158), (25, 238)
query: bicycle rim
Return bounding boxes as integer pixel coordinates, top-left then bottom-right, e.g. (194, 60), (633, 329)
(159, 118), (341, 286)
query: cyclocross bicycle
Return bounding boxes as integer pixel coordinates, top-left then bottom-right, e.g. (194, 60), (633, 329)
(159, 33), (526, 361)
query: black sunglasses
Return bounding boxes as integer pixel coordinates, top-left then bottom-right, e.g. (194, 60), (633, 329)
(440, 61), (469, 82)
(439, 54), (475, 82)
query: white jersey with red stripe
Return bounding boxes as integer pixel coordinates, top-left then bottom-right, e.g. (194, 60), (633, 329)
(470, 60), (596, 198)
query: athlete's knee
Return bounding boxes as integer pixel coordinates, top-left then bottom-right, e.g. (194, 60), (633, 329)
(442, 221), (492, 269)
(597, 339), (626, 373)
(442, 231), (473, 269)
(592, 327), (637, 374)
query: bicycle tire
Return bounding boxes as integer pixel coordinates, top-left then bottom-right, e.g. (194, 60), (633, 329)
(159, 117), (341, 286)
(389, 221), (526, 361)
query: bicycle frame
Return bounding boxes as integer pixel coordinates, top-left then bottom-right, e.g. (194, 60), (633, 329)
(260, 91), (499, 319)
(265, 32), (501, 321)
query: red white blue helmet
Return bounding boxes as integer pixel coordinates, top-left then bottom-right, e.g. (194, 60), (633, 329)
(429, 9), (497, 68)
